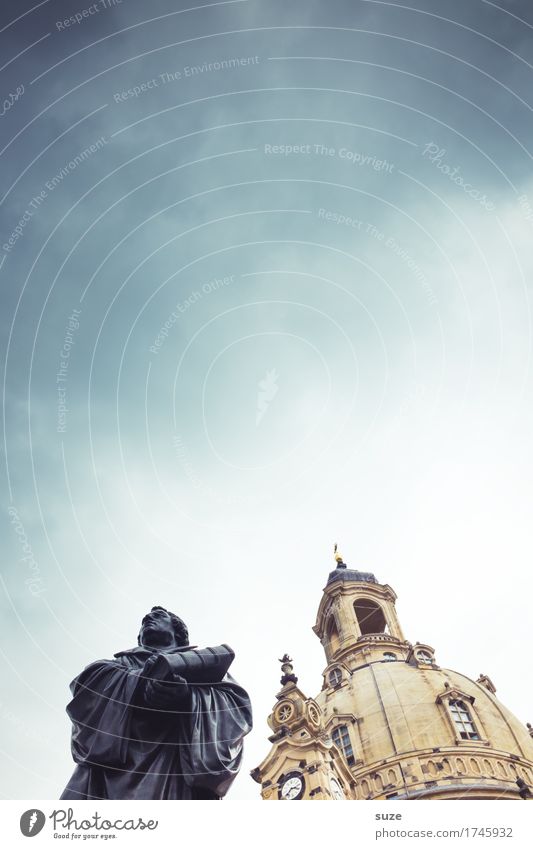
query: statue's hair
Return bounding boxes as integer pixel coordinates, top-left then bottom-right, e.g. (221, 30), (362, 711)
(138, 606), (189, 646)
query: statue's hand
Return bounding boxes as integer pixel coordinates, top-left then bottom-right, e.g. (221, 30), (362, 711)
(142, 654), (159, 675)
(143, 675), (190, 711)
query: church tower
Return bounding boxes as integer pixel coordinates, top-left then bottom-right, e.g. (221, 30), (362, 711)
(252, 549), (533, 800)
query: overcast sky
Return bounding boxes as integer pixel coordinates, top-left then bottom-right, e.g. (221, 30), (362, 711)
(1, 0), (533, 801)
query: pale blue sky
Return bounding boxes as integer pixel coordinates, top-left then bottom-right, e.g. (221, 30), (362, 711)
(1, 0), (533, 799)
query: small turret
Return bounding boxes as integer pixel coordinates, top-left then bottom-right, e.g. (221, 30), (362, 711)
(250, 654), (354, 799)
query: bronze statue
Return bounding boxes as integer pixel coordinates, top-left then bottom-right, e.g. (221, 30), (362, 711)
(61, 606), (252, 799)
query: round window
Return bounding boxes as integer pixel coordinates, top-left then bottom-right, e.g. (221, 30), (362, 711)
(276, 702), (294, 723)
(308, 704), (320, 726)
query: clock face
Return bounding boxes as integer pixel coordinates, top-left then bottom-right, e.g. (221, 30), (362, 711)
(280, 774), (304, 800)
(330, 777), (345, 800)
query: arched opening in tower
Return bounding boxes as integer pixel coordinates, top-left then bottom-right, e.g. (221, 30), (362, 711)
(354, 599), (388, 635)
(326, 617), (341, 653)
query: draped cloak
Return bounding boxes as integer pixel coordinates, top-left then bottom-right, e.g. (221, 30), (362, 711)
(60, 645), (252, 800)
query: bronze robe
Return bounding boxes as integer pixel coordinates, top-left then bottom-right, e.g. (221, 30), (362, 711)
(61, 646), (252, 800)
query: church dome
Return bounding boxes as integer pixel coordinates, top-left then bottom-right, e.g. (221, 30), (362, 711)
(253, 552), (533, 800)
(316, 658), (533, 799)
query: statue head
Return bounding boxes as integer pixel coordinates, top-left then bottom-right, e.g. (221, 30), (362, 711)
(137, 606), (189, 650)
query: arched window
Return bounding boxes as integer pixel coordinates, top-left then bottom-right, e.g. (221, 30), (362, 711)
(354, 599), (387, 634)
(383, 652), (396, 662)
(328, 667), (343, 687)
(417, 650), (433, 664)
(449, 700), (480, 741)
(332, 724), (355, 766)
(326, 617), (340, 654)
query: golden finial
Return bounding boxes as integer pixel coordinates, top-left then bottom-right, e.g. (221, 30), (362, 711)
(334, 543), (346, 567)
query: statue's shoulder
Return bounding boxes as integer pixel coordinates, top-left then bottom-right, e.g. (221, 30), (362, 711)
(83, 656), (121, 671)
(76, 656), (121, 679)
(113, 646), (151, 666)
(76, 647), (147, 680)
(113, 646), (149, 659)
(69, 657), (122, 695)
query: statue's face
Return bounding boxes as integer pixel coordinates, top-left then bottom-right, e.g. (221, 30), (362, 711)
(139, 608), (177, 649)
